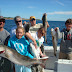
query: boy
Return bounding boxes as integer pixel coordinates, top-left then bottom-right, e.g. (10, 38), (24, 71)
(55, 19), (72, 60)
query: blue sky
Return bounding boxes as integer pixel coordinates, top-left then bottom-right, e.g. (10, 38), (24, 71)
(0, 0), (72, 21)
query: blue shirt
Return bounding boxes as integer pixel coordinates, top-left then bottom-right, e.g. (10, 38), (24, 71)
(8, 35), (34, 59)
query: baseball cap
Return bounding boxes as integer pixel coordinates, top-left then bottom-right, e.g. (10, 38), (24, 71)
(0, 16), (5, 20)
(30, 16), (36, 21)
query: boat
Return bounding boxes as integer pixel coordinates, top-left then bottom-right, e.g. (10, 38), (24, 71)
(44, 44), (72, 72)
(1, 17), (72, 72)
(25, 22), (72, 72)
(44, 43), (60, 72)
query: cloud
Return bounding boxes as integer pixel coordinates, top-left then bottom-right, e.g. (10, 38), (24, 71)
(56, 0), (64, 6)
(27, 6), (35, 8)
(47, 11), (72, 15)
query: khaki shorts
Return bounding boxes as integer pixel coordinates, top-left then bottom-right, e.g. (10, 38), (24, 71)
(59, 52), (72, 60)
(31, 64), (44, 72)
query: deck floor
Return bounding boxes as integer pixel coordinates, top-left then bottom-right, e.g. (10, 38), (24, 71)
(44, 50), (59, 69)
(45, 69), (54, 72)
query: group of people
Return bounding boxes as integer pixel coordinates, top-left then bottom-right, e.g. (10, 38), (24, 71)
(0, 15), (49, 72)
(0, 14), (72, 72)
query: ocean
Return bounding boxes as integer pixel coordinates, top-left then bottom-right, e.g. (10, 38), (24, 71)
(4, 20), (65, 46)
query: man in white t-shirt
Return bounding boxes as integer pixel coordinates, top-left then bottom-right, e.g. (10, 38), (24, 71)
(10, 16), (23, 37)
(24, 16), (49, 33)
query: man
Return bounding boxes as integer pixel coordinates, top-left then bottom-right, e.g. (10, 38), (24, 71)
(24, 15), (49, 72)
(25, 15), (49, 52)
(10, 16), (23, 37)
(0, 16), (11, 72)
(24, 16), (49, 33)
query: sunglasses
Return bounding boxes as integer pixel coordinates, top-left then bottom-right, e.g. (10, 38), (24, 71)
(16, 20), (21, 23)
(31, 18), (36, 21)
(0, 19), (5, 22)
(40, 31), (45, 36)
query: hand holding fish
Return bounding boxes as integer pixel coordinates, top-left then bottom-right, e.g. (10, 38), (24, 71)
(45, 21), (50, 28)
(54, 27), (59, 31)
(0, 45), (43, 66)
(41, 53), (46, 57)
(23, 21), (26, 25)
(33, 40), (37, 49)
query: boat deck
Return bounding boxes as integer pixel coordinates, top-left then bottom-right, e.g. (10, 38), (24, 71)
(45, 69), (54, 72)
(44, 45), (60, 72)
(44, 48), (72, 72)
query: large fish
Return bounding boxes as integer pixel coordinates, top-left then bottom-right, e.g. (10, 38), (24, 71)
(42, 13), (47, 43)
(51, 28), (58, 56)
(0, 45), (43, 66)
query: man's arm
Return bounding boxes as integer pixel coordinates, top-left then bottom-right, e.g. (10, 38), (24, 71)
(25, 32), (37, 48)
(4, 35), (10, 46)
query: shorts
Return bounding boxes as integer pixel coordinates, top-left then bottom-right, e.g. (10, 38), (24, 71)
(31, 64), (44, 72)
(59, 52), (72, 60)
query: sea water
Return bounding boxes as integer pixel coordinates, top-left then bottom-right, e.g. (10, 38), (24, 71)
(4, 20), (65, 46)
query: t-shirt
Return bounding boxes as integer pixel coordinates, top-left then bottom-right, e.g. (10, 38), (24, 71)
(30, 32), (44, 46)
(0, 29), (10, 45)
(29, 23), (43, 33)
(29, 32), (44, 54)
(8, 35), (34, 59)
(57, 28), (72, 53)
(24, 23), (43, 33)
(10, 26), (17, 38)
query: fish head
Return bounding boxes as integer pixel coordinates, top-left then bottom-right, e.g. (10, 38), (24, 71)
(51, 28), (56, 36)
(0, 45), (5, 51)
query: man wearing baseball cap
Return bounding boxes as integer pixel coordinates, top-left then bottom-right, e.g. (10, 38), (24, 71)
(0, 16), (12, 72)
(29, 16), (49, 33)
(30, 16), (36, 21)
(30, 16), (35, 20)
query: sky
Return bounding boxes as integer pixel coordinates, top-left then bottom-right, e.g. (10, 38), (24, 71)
(0, 0), (72, 21)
